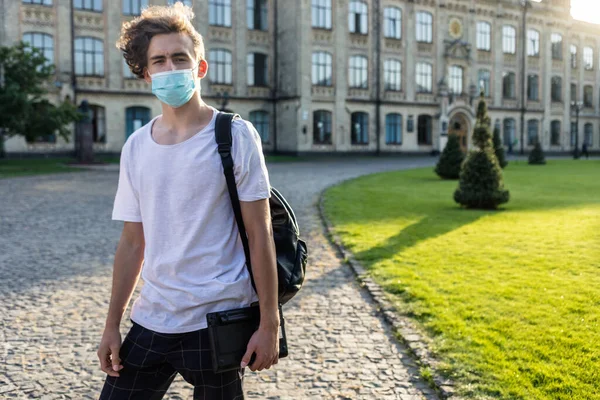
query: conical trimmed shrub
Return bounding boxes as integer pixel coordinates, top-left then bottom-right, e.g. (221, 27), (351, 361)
(493, 125), (508, 169)
(454, 95), (510, 209)
(528, 139), (546, 165)
(435, 134), (464, 179)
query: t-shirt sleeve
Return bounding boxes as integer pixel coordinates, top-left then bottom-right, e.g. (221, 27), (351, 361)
(112, 141), (142, 222)
(232, 119), (271, 202)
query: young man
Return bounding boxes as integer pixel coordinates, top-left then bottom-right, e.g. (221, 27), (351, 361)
(97, 3), (279, 399)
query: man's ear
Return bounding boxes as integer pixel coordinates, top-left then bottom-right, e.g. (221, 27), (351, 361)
(198, 59), (208, 79)
(143, 67), (151, 84)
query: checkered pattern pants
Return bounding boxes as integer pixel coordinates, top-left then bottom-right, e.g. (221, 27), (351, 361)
(99, 321), (245, 400)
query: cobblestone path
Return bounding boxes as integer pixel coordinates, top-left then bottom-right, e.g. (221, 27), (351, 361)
(0, 157), (438, 399)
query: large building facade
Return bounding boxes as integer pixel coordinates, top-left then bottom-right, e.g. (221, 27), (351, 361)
(1, 0), (599, 154)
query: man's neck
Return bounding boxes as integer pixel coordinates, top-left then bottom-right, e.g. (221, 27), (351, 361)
(159, 94), (213, 134)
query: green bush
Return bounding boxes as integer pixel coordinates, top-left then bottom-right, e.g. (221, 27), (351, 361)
(528, 139), (546, 165)
(454, 96), (510, 209)
(493, 125), (508, 169)
(435, 134), (464, 179)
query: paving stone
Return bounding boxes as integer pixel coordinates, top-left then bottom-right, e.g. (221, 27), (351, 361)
(0, 157), (439, 399)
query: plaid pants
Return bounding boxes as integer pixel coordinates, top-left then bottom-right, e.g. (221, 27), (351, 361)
(99, 321), (244, 400)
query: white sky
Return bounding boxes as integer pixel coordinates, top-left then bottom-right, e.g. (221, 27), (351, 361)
(570, 0), (600, 24)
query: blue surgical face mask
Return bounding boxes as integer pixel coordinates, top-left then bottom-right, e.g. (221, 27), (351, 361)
(150, 67), (199, 108)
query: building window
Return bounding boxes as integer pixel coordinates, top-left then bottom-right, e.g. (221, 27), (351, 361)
(349, 55), (368, 89)
(571, 45), (577, 68)
(169, 0), (192, 4)
(584, 85), (593, 107)
(503, 118), (515, 146)
(503, 72), (516, 99)
(348, 0), (368, 34)
(416, 11), (433, 43)
(583, 46), (594, 70)
(478, 69), (490, 97)
(448, 65), (463, 95)
(74, 0), (102, 11)
(312, 0), (332, 29)
(550, 120), (561, 146)
(584, 123), (593, 146)
(312, 52), (332, 86)
(74, 37), (104, 76)
(209, 49), (232, 84)
(249, 110), (270, 143)
(123, 59), (135, 79)
(22, 0), (52, 5)
(383, 7), (401, 39)
(527, 29), (540, 56)
(247, 0), (267, 31)
(383, 59), (401, 91)
(385, 113), (402, 145)
(22, 32), (54, 66)
(476, 22), (491, 51)
(417, 115), (432, 145)
(551, 76), (562, 102)
(209, 0), (231, 27)
(247, 53), (268, 86)
(313, 110), (332, 144)
(551, 33), (563, 60)
(502, 26), (516, 54)
(89, 105), (106, 143)
(351, 112), (369, 144)
(527, 74), (539, 101)
(571, 122), (577, 147)
(527, 120), (539, 145)
(416, 62), (432, 93)
(123, 0), (147, 16)
(125, 106), (150, 139)
(571, 83), (577, 102)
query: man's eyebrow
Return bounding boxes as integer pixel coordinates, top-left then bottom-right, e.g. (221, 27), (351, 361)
(149, 52), (190, 61)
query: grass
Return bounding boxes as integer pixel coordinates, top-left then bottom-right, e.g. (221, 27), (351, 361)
(0, 155), (121, 179)
(323, 160), (600, 399)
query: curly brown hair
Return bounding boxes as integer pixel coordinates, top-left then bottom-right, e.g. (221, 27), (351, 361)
(116, 2), (205, 79)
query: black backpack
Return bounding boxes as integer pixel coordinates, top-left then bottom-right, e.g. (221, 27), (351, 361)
(215, 112), (307, 305)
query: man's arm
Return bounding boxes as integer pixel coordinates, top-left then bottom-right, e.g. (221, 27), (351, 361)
(97, 221), (145, 377)
(239, 198), (280, 371)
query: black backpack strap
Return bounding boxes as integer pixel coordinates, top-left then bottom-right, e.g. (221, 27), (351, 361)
(215, 112), (256, 294)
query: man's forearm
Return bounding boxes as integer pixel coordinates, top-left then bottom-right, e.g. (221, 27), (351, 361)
(248, 231), (279, 330)
(105, 241), (144, 329)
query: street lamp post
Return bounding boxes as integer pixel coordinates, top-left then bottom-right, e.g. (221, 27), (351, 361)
(520, 0), (531, 155)
(571, 100), (583, 159)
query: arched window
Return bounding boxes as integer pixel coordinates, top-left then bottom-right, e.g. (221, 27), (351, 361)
(249, 110), (270, 143)
(476, 22), (491, 51)
(584, 123), (593, 147)
(551, 76), (562, 102)
(383, 7), (401, 39)
(126, 106), (151, 139)
(527, 29), (540, 56)
(349, 55), (368, 89)
(416, 62), (432, 93)
(89, 105), (106, 143)
(351, 112), (369, 144)
(551, 33), (563, 60)
(584, 85), (593, 107)
(503, 118), (515, 147)
(123, 0), (148, 16)
(312, 52), (332, 86)
(383, 59), (401, 91)
(527, 119), (539, 145)
(417, 115), (432, 145)
(502, 26), (516, 54)
(503, 72), (516, 98)
(570, 45), (578, 68)
(247, 53), (268, 86)
(348, 0), (368, 34)
(527, 74), (539, 101)
(75, 0), (103, 11)
(74, 37), (104, 76)
(550, 120), (561, 146)
(313, 110), (332, 144)
(478, 69), (491, 97)
(22, 32), (54, 66)
(209, 49), (233, 84)
(416, 12), (432, 43)
(209, 0), (231, 27)
(311, 0), (332, 29)
(448, 65), (463, 94)
(247, 0), (268, 31)
(385, 114), (402, 145)
(583, 47), (594, 70)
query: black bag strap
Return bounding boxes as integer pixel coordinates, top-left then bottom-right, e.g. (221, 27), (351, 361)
(215, 112), (257, 294)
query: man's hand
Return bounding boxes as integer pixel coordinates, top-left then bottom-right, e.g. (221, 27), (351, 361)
(97, 326), (123, 377)
(241, 326), (279, 372)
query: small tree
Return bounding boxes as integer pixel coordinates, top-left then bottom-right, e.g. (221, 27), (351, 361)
(528, 138), (546, 165)
(435, 134), (464, 179)
(454, 95), (509, 209)
(493, 124), (508, 169)
(0, 42), (80, 157)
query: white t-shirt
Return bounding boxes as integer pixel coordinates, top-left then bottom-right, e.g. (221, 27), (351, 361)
(112, 107), (270, 333)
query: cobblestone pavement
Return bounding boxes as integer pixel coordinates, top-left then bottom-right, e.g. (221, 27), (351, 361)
(0, 157), (438, 399)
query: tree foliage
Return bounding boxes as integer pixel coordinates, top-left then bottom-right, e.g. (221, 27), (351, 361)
(435, 133), (464, 179)
(493, 124), (508, 169)
(528, 139), (546, 165)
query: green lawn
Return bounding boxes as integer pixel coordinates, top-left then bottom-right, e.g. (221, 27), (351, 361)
(323, 160), (600, 400)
